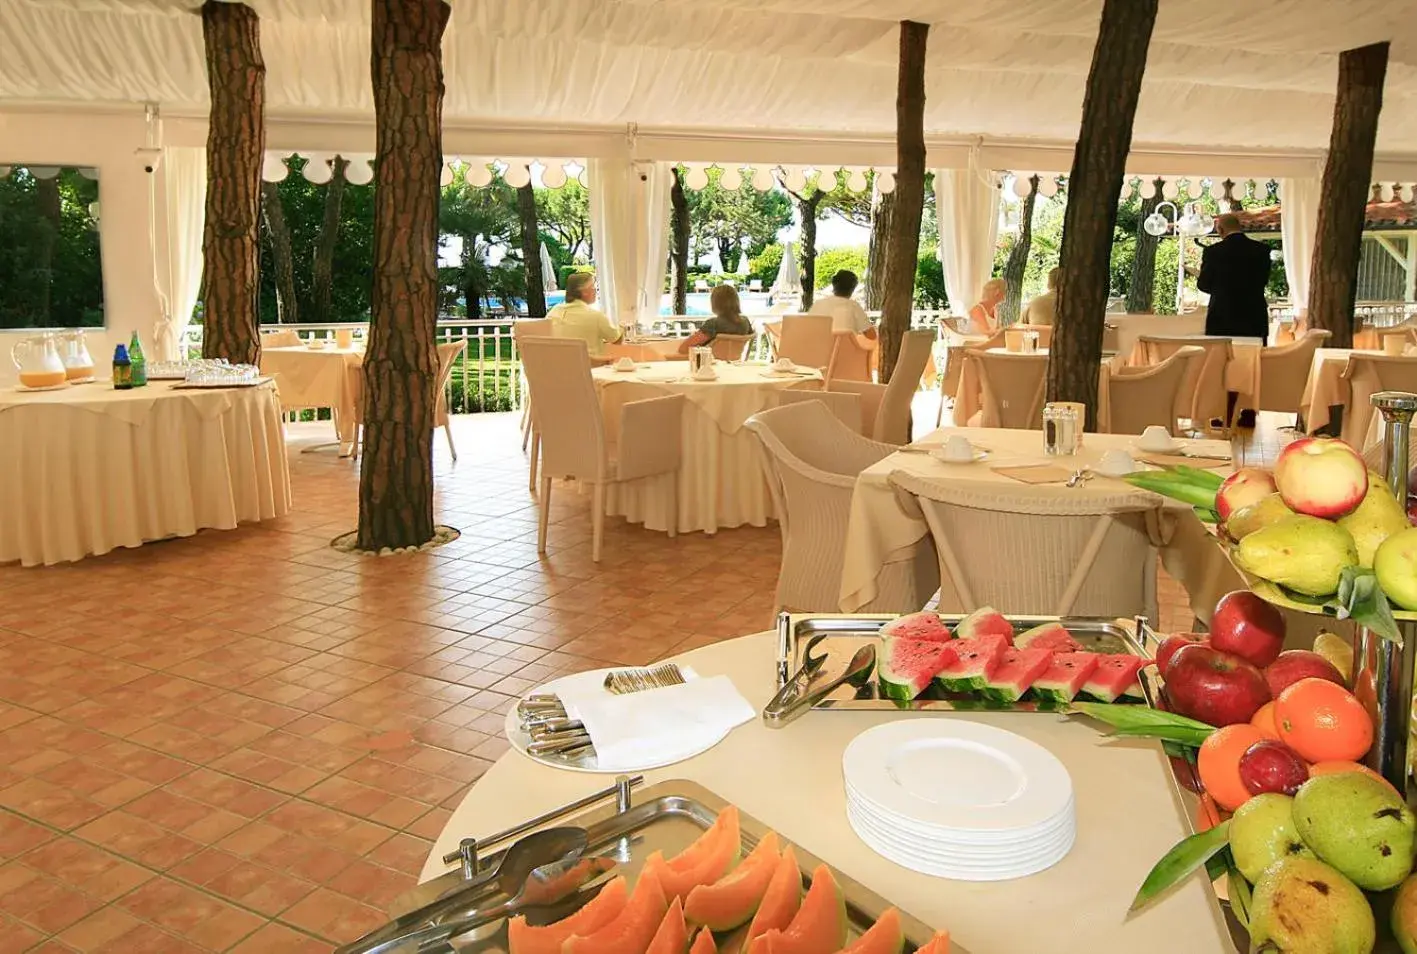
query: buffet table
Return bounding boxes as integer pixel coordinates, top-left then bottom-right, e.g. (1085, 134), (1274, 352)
(0, 380), (291, 566)
(591, 361), (821, 534)
(259, 344), (364, 455)
(423, 632), (1232, 953)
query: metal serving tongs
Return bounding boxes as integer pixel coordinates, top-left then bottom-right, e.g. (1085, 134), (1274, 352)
(762, 636), (876, 727)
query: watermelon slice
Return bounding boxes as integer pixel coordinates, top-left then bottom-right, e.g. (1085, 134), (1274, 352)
(979, 648), (1054, 704)
(877, 637), (958, 701)
(879, 611), (952, 642)
(1081, 654), (1146, 703)
(953, 606), (1014, 642)
(932, 634), (1009, 693)
(1014, 622), (1083, 654)
(1031, 652), (1100, 706)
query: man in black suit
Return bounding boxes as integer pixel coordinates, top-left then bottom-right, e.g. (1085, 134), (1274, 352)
(1197, 213), (1272, 428)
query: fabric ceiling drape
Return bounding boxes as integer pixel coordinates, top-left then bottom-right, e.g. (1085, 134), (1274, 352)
(588, 158), (637, 326)
(158, 146), (206, 361)
(935, 163), (1001, 318)
(1278, 177), (1321, 318)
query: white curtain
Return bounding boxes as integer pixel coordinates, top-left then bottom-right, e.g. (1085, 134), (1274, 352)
(935, 162), (1001, 317)
(637, 162), (672, 325)
(158, 146), (206, 361)
(588, 158), (637, 326)
(1278, 177), (1321, 318)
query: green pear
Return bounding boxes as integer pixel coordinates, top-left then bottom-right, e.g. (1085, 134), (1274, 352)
(1393, 873), (1417, 954)
(1249, 857), (1375, 954)
(1292, 772), (1417, 891)
(1337, 472), (1411, 567)
(1227, 492), (1296, 541)
(1235, 514), (1359, 597)
(1374, 527), (1417, 611)
(1231, 793), (1315, 883)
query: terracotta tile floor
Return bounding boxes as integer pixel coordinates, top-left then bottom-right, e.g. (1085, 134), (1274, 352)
(0, 405), (1282, 952)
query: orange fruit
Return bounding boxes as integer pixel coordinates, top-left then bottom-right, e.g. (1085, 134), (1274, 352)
(1275, 678), (1373, 763)
(1197, 723), (1267, 811)
(1250, 701), (1282, 740)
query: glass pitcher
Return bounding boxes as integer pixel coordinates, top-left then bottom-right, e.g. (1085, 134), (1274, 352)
(11, 334), (68, 389)
(61, 330), (95, 381)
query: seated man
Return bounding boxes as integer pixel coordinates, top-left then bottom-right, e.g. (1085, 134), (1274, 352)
(1022, 268), (1060, 326)
(808, 269), (877, 339)
(547, 273), (621, 357)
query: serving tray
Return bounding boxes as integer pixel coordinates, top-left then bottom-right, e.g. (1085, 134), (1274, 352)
(774, 612), (1153, 714)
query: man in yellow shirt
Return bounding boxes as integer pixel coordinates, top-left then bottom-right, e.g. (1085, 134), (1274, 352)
(546, 273), (621, 356)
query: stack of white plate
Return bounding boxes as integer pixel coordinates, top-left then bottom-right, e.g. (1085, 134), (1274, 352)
(843, 720), (1075, 881)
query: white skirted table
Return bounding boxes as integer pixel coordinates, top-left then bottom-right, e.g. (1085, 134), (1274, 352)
(423, 633), (1231, 954)
(259, 345), (364, 455)
(591, 361), (822, 534)
(1297, 347), (1388, 435)
(0, 380), (291, 566)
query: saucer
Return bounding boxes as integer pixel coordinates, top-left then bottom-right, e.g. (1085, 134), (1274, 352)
(1136, 440), (1179, 454)
(1094, 459), (1137, 477)
(929, 449), (988, 464)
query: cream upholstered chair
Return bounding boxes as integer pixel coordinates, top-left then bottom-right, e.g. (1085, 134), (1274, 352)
(709, 333), (754, 362)
(965, 350), (1048, 429)
(1136, 335), (1233, 430)
(514, 319), (554, 492)
(779, 314), (835, 369)
(1106, 346), (1199, 435)
(775, 388), (863, 432)
(519, 337), (684, 562)
(763, 321), (783, 358)
(1256, 329), (1332, 423)
(829, 329), (934, 444)
(825, 331), (875, 386)
(745, 400), (929, 614)
(1339, 354), (1417, 447)
(260, 329), (301, 348)
(889, 470), (1161, 620)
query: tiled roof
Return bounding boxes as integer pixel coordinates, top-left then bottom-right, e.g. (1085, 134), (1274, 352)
(1237, 200), (1417, 232)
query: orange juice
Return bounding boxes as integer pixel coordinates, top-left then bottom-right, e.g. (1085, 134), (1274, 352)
(19, 370), (67, 388)
(64, 362), (94, 381)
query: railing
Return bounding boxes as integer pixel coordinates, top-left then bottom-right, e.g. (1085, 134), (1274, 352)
(1266, 300), (1417, 327)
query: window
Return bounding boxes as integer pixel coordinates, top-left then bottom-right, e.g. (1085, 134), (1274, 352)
(0, 165), (104, 329)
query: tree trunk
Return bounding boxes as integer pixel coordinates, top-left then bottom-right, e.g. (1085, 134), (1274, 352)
(1046, 0), (1158, 428)
(358, 0), (449, 551)
(1125, 177), (1165, 313)
(518, 177), (547, 317)
(200, 1), (265, 365)
(878, 21), (929, 383)
(1000, 176), (1039, 324)
(1308, 43), (1389, 349)
(716, 237), (734, 277)
(670, 168), (690, 314)
(309, 156), (348, 324)
(797, 190), (825, 309)
(33, 176), (61, 323)
(464, 248), (482, 320)
(866, 188), (896, 311)
(260, 181), (299, 324)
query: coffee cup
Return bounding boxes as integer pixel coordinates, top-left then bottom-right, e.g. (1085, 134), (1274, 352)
(1138, 425), (1176, 452)
(942, 435), (975, 461)
(614, 356), (635, 371)
(1097, 448), (1135, 476)
(774, 357), (795, 372)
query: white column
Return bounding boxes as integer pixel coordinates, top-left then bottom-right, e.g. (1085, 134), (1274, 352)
(935, 162), (1001, 319)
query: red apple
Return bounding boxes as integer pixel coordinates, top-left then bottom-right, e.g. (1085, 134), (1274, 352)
(1407, 495), (1416, 527)
(1263, 649), (1345, 697)
(1273, 437), (1368, 518)
(1155, 633), (1207, 677)
(1239, 740), (1309, 796)
(1165, 644), (1272, 727)
(1216, 468), (1277, 521)
(1210, 591), (1286, 668)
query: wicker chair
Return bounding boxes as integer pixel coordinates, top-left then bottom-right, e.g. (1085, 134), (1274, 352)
(1135, 335), (1233, 430)
(709, 333), (754, 362)
(1256, 329), (1331, 424)
(829, 329), (934, 444)
(775, 388), (863, 431)
(1340, 354), (1417, 447)
(520, 337), (684, 562)
(1013, 324), (1053, 349)
(1107, 346), (1199, 435)
(514, 318), (554, 493)
(825, 331), (876, 386)
(778, 314), (835, 369)
(964, 350), (1048, 429)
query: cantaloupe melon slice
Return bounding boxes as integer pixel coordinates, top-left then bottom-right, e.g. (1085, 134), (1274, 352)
(743, 846), (801, 947)
(648, 809), (742, 901)
(836, 908), (903, 954)
(690, 928), (719, 954)
(563, 866), (668, 954)
(506, 876), (629, 954)
(685, 832), (781, 930)
(913, 931), (951, 954)
(746, 865), (846, 954)
(645, 897), (689, 954)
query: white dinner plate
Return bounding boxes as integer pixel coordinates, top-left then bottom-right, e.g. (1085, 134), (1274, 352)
(848, 809), (1074, 881)
(845, 796), (1074, 858)
(843, 720), (1072, 834)
(846, 809), (1073, 873)
(845, 784), (1075, 844)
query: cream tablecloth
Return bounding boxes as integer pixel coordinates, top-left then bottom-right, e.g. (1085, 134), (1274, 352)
(0, 381), (291, 567)
(591, 361), (822, 533)
(839, 427), (1233, 618)
(1129, 335), (1263, 406)
(259, 345), (363, 452)
(425, 633), (1231, 954)
(1297, 347), (1389, 434)
(1107, 312), (1207, 359)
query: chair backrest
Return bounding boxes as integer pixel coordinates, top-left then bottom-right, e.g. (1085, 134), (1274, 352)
(1107, 346), (1196, 435)
(260, 329), (301, 348)
(1257, 329), (1332, 413)
(874, 329), (935, 443)
(968, 351), (1049, 429)
(825, 330), (874, 385)
(1015, 324), (1053, 349)
(779, 314), (835, 368)
(1137, 335), (1232, 425)
(518, 337), (607, 481)
(433, 340), (467, 427)
(709, 333), (754, 362)
(1341, 354), (1417, 446)
(889, 470), (1160, 618)
(513, 318), (553, 341)
(775, 388), (863, 432)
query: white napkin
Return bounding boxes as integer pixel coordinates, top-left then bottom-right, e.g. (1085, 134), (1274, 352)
(552, 671), (754, 771)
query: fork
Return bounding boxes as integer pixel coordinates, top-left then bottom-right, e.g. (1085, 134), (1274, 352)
(1066, 469), (1095, 488)
(603, 663), (686, 695)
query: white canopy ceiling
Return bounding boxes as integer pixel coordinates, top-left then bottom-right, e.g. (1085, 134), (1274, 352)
(5, 0), (1417, 158)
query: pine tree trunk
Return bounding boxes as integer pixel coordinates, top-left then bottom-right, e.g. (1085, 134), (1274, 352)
(1126, 178), (1164, 313)
(866, 188), (896, 311)
(798, 191), (825, 309)
(309, 156), (347, 324)
(1000, 176), (1038, 324)
(1308, 43), (1389, 349)
(1046, 0), (1158, 427)
(670, 168), (690, 315)
(260, 181), (299, 324)
(200, 0), (265, 365)
(518, 178), (546, 318)
(34, 176), (60, 324)
(358, 0), (449, 551)
(716, 237), (734, 276)
(878, 21), (929, 383)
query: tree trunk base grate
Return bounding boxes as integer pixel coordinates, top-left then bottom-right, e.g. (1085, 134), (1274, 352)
(331, 525), (460, 556)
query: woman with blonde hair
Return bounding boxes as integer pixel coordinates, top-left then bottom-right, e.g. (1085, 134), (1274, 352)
(678, 284), (755, 354)
(966, 278), (1007, 335)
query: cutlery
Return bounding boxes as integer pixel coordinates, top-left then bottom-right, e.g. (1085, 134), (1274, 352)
(1066, 469), (1095, 488)
(764, 643), (877, 727)
(603, 663), (686, 694)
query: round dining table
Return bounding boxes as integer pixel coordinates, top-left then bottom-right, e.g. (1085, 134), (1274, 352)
(259, 344), (364, 455)
(0, 379), (291, 566)
(424, 633), (1231, 954)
